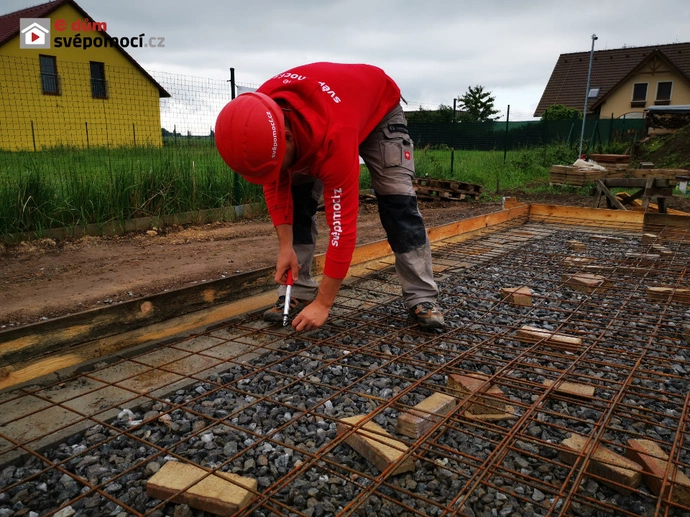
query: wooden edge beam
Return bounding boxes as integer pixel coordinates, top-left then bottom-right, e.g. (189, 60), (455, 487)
(559, 433), (643, 495)
(395, 392), (457, 439)
(625, 439), (690, 506)
(542, 379), (595, 399)
(146, 461), (257, 517)
(336, 415), (415, 475)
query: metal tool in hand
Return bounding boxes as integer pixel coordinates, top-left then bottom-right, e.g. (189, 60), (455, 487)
(283, 269), (293, 327)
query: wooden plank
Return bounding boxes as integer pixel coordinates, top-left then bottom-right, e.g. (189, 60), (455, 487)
(516, 326), (582, 350)
(625, 252), (660, 262)
(559, 433), (643, 495)
(146, 461), (257, 516)
(0, 267), (276, 368)
(465, 406), (517, 421)
(583, 264), (650, 278)
(500, 286), (533, 307)
(567, 240), (587, 252)
(641, 233), (660, 245)
(562, 256), (595, 266)
(562, 273), (613, 293)
(336, 415), (415, 475)
(447, 373), (508, 415)
(543, 379), (595, 399)
(395, 392), (456, 439)
(596, 180), (628, 211)
(644, 213), (690, 229)
(625, 439), (690, 506)
(647, 287), (690, 304)
(528, 204), (645, 226)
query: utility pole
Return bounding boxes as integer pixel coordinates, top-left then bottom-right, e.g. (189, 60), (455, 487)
(578, 34), (598, 158)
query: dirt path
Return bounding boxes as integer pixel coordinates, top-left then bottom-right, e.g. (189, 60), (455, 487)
(0, 190), (652, 329)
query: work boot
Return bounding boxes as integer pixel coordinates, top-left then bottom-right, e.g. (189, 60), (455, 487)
(263, 295), (307, 322)
(409, 302), (445, 329)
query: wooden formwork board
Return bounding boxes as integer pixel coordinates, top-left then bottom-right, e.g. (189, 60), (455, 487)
(2, 203), (689, 391)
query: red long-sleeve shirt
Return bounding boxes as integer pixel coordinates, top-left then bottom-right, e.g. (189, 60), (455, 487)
(257, 62), (401, 279)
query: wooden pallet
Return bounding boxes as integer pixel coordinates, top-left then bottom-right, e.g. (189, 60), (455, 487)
(413, 178), (482, 201)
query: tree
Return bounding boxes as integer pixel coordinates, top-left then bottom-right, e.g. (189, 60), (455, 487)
(406, 104), (455, 123)
(457, 85), (499, 122)
(542, 104), (582, 121)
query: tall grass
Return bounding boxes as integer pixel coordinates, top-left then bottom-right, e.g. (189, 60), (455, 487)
(0, 143), (263, 235)
(1, 141), (589, 236)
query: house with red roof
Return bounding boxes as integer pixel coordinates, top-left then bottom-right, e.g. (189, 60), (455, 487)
(0, 0), (170, 150)
(535, 42), (690, 120)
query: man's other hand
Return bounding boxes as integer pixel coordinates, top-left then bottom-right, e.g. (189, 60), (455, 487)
(292, 300), (330, 331)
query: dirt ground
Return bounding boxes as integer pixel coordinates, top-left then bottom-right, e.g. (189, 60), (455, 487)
(0, 190), (683, 330)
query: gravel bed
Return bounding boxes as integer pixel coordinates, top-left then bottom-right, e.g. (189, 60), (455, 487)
(1, 226), (689, 517)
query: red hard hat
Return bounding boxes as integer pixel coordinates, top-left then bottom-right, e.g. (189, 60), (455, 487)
(215, 92), (285, 185)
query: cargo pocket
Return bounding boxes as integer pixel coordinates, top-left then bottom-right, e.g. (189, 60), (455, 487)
(381, 125), (414, 172)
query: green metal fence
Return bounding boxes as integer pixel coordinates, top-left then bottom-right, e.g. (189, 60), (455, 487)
(408, 118), (646, 152)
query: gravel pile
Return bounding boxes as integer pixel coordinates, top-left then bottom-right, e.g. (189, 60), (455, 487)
(1, 226), (689, 517)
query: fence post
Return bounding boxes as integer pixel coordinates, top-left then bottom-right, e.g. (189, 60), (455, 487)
(133, 123), (136, 146)
(503, 105), (510, 163)
(608, 113), (614, 147)
(85, 122), (89, 148)
(450, 98), (456, 175)
(31, 120), (36, 151)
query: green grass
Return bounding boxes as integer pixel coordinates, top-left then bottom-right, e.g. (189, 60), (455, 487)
(0, 143), (263, 235)
(0, 141), (604, 236)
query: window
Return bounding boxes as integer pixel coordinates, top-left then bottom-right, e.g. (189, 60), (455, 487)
(90, 61), (107, 98)
(39, 55), (59, 95)
(655, 81), (672, 105)
(631, 83), (647, 107)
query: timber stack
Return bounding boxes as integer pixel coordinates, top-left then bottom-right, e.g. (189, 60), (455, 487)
(413, 178), (482, 201)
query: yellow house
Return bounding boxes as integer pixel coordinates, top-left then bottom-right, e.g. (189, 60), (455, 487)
(0, 0), (170, 150)
(534, 42), (690, 120)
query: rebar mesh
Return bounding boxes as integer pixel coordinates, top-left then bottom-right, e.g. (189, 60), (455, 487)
(1, 215), (689, 517)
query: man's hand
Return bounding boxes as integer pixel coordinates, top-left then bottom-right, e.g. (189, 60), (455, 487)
(291, 275), (343, 331)
(274, 224), (299, 284)
(292, 299), (330, 331)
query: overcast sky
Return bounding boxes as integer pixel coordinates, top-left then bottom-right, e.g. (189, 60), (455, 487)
(6, 0), (690, 120)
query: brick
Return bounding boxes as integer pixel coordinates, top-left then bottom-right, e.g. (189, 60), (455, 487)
(647, 287), (690, 305)
(396, 392), (456, 439)
(447, 373), (507, 415)
(559, 433), (642, 494)
(543, 379), (595, 399)
(516, 326), (582, 350)
(567, 240), (587, 252)
(562, 273), (613, 293)
(500, 287), (533, 307)
(146, 461), (257, 516)
(337, 415), (415, 475)
(625, 439), (690, 506)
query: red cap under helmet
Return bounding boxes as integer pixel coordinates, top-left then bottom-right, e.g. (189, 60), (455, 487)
(215, 92), (285, 185)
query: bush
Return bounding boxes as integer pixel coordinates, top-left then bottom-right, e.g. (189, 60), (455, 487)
(542, 104), (582, 122)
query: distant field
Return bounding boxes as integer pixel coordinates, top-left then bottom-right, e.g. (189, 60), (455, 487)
(0, 142), (583, 236)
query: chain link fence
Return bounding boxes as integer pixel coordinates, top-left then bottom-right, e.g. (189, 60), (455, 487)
(0, 54), (646, 236)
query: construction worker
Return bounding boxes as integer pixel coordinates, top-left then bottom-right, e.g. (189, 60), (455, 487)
(215, 62), (444, 331)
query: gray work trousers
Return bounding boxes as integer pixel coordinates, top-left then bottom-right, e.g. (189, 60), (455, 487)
(276, 104), (439, 309)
